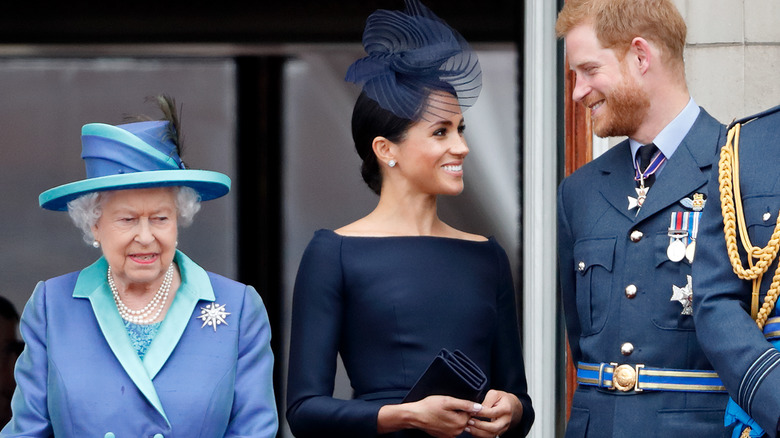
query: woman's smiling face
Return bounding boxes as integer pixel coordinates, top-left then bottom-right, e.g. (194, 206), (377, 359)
(91, 187), (178, 291)
(391, 92), (470, 196)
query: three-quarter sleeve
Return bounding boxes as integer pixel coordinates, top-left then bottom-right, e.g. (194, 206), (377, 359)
(286, 232), (382, 437)
(2, 281), (53, 437)
(490, 242), (535, 437)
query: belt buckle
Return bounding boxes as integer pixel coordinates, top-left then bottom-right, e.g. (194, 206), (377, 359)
(609, 363), (644, 392)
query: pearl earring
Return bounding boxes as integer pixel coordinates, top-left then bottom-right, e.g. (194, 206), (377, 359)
(92, 240), (100, 248)
(388, 160), (397, 168)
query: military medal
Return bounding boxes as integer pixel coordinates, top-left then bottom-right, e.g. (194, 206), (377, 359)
(685, 241), (696, 263)
(685, 212), (700, 263)
(667, 211), (701, 263)
(667, 232), (687, 262)
(678, 193), (704, 263)
(671, 275), (693, 315)
(627, 186), (650, 211)
(668, 212), (688, 262)
(629, 148), (666, 213)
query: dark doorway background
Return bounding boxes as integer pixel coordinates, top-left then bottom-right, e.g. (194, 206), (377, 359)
(0, 1), (520, 44)
(0, 2), (524, 436)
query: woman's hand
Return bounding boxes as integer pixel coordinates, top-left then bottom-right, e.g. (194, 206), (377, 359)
(465, 390), (524, 438)
(378, 395), (483, 438)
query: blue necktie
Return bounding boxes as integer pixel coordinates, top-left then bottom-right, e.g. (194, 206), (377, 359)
(637, 143), (660, 188)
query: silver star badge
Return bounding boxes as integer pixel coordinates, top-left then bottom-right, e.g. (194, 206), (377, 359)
(671, 275), (693, 315)
(196, 302), (231, 331)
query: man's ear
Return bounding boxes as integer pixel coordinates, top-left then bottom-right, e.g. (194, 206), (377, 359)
(629, 36), (653, 75)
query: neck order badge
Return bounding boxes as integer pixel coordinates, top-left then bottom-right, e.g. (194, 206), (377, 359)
(628, 144), (666, 213)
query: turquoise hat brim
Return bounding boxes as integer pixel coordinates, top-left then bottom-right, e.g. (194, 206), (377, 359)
(39, 169), (231, 211)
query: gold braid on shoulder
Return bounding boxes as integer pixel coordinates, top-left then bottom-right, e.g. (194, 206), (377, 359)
(719, 122), (780, 330)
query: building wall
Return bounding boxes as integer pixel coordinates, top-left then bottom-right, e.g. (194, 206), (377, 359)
(676, 0), (780, 123)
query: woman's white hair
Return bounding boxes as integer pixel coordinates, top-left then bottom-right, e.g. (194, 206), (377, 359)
(66, 186), (201, 245)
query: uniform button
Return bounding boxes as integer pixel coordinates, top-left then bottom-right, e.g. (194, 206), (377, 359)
(578, 261), (585, 272)
(764, 212), (772, 222)
(621, 342), (634, 356)
(153, 434), (164, 438)
(104, 434), (115, 438)
(625, 284), (637, 298)
(629, 230), (643, 242)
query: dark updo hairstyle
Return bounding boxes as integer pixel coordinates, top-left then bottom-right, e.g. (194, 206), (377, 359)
(351, 91), (415, 195)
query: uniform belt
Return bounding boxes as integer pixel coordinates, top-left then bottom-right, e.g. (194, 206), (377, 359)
(576, 362), (726, 393)
(763, 316), (780, 340)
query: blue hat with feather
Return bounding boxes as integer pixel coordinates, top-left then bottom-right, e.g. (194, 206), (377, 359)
(39, 117), (230, 211)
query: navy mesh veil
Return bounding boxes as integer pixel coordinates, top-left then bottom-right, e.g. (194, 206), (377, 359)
(345, 0), (482, 120)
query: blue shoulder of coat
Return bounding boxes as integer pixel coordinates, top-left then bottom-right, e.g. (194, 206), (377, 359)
(729, 104), (780, 129)
(203, 272), (258, 310)
(205, 271), (248, 293)
(687, 107), (727, 167)
(39, 270), (81, 301)
(44, 270), (81, 286)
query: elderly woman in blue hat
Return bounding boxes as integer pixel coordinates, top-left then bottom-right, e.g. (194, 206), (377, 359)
(2, 97), (278, 438)
(286, 1), (534, 437)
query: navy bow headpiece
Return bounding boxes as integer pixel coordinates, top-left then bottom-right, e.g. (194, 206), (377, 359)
(345, 0), (482, 120)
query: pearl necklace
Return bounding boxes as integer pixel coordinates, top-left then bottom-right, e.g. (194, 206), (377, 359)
(108, 264), (174, 324)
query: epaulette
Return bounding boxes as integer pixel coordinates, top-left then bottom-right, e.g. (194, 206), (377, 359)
(727, 104), (780, 130)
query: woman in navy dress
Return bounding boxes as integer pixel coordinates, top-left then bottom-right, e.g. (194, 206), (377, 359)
(286, 1), (534, 437)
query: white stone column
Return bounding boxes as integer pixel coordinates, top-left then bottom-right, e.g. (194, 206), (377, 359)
(523, 0), (558, 436)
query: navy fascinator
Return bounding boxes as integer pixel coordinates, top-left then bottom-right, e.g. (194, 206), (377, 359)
(345, 0), (482, 120)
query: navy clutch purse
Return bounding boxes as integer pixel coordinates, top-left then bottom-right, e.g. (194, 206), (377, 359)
(403, 348), (488, 403)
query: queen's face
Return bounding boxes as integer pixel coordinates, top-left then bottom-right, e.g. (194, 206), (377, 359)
(393, 92), (469, 196)
(91, 187), (178, 292)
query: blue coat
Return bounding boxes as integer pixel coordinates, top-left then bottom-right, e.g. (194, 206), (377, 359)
(1, 251), (278, 438)
(557, 109), (731, 437)
(692, 105), (780, 438)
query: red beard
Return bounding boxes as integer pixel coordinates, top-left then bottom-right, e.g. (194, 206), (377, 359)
(586, 74), (650, 138)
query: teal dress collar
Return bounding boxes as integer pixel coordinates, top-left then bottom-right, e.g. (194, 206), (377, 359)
(71, 250), (215, 425)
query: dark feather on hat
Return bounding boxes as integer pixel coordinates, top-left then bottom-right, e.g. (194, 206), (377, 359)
(153, 95), (184, 157)
(123, 94), (186, 167)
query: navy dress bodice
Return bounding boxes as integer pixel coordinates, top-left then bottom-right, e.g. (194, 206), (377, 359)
(286, 229), (534, 437)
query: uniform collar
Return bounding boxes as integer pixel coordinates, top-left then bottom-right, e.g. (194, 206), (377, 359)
(629, 97), (700, 164)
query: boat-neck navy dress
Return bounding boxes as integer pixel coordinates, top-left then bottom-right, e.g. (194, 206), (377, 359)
(286, 229), (534, 437)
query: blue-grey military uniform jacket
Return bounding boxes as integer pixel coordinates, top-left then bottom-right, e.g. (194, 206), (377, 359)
(693, 104), (780, 438)
(558, 108), (731, 437)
